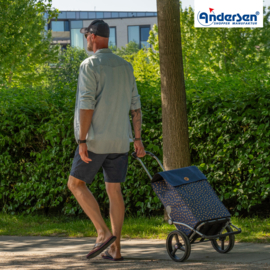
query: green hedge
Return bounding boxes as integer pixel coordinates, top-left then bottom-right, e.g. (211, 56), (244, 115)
(1, 45), (269, 216)
(1, 82), (269, 216)
(0, 83), (164, 216)
(187, 85), (270, 214)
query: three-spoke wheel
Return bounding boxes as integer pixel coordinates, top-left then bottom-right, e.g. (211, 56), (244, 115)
(211, 225), (235, 253)
(166, 230), (191, 262)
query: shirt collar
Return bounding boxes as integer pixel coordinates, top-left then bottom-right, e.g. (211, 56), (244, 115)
(95, 48), (112, 54)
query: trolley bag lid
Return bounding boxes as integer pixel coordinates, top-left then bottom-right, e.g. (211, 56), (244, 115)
(151, 165), (207, 187)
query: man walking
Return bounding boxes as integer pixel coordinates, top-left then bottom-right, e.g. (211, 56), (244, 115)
(67, 20), (146, 261)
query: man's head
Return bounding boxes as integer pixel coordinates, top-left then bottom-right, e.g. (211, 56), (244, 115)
(80, 20), (110, 52)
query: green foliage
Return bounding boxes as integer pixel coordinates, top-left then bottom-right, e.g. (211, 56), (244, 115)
(1, 13), (270, 217)
(131, 50), (160, 95)
(44, 46), (88, 91)
(110, 42), (161, 99)
(0, 0), (59, 86)
(181, 5), (270, 80)
(186, 85), (270, 215)
(147, 24), (159, 66)
(1, 72), (269, 215)
(0, 86), (163, 216)
(0, 46), (163, 216)
(110, 41), (140, 62)
(145, 5), (270, 216)
(148, 5), (270, 81)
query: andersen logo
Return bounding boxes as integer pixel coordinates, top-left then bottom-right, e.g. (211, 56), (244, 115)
(197, 8), (260, 26)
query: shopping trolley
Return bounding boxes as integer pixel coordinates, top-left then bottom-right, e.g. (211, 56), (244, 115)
(132, 151), (241, 262)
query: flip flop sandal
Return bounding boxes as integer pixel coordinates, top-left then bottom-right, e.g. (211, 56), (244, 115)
(101, 250), (124, 261)
(86, 236), (117, 259)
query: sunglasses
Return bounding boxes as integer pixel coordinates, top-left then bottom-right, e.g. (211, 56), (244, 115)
(84, 32), (94, 39)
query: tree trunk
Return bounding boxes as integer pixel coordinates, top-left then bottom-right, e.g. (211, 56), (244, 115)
(156, 0), (191, 220)
(157, 0), (191, 220)
(157, 0), (191, 171)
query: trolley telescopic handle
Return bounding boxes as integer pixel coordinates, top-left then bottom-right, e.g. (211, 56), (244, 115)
(131, 151), (165, 180)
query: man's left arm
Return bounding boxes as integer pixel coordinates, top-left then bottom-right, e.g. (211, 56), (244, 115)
(78, 62), (97, 163)
(79, 109), (94, 163)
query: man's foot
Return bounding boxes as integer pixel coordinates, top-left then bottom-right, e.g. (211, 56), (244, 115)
(86, 235), (116, 259)
(101, 245), (123, 260)
(96, 231), (113, 245)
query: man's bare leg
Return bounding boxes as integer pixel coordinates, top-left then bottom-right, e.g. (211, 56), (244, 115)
(103, 182), (125, 259)
(67, 175), (112, 244)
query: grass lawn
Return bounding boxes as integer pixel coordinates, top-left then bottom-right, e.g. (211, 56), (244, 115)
(0, 213), (269, 243)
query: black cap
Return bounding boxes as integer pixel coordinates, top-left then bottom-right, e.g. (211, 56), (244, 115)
(80, 20), (110, 38)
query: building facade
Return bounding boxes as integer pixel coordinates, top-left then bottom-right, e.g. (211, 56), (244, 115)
(45, 11), (157, 53)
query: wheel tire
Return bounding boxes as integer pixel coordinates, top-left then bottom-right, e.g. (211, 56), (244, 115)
(211, 225), (235, 253)
(166, 230), (191, 262)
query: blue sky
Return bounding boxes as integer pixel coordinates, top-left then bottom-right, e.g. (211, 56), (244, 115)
(51, 0), (270, 11)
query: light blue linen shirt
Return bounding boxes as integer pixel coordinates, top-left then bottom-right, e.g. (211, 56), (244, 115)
(74, 48), (141, 154)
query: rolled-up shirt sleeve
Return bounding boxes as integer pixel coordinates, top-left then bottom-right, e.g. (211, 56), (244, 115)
(78, 62), (97, 110)
(130, 68), (141, 111)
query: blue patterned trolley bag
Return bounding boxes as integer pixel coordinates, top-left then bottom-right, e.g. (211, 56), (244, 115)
(132, 151), (241, 262)
(151, 166), (231, 236)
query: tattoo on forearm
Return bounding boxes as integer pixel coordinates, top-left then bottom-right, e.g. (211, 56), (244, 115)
(131, 109), (142, 134)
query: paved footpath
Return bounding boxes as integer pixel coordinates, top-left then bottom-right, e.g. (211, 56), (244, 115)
(0, 236), (270, 269)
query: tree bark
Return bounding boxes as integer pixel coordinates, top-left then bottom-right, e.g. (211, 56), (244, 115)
(157, 0), (191, 221)
(157, 0), (191, 172)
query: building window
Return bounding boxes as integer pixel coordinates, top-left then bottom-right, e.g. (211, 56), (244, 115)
(128, 25), (150, 49)
(50, 21), (69, 32)
(89, 12), (96, 19)
(51, 21), (65, 32)
(71, 21), (83, 49)
(128, 12), (136, 17)
(96, 12), (104, 18)
(119, 12), (127, 17)
(58, 12), (66, 19)
(67, 12), (76, 19)
(109, 27), (116, 47)
(64, 21), (70, 31)
(80, 12), (88, 19)
(70, 21), (83, 29)
(128, 26), (140, 44)
(112, 12), (119, 18)
(104, 12), (111, 18)
(140, 26), (150, 48)
(71, 29), (83, 49)
(137, 12), (146, 17)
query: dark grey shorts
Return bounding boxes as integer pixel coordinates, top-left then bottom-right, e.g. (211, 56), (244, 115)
(70, 146), (128, 184)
